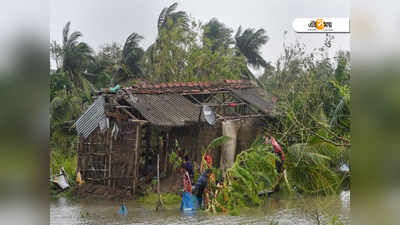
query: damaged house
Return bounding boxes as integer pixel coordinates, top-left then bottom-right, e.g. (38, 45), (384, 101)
(74, 80), (277, 195)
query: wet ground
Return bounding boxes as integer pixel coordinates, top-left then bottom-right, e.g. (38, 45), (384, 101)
(50, 191), (349, 225)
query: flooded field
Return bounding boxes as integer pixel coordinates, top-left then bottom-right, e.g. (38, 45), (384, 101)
(50, 191), (349, 225)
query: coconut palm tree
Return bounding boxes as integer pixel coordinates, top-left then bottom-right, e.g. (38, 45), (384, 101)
(203, 18), (234, 52)
(59, 21), (95, 98)
(121, 32), (144, 81)
(157, 2), (189, 34)
(234, 26), (269, 86)
(62, 21), (93, 76)
(146, 2), (189, 64)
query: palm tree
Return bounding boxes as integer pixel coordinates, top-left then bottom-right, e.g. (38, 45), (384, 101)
(235, 26), (269, 69)
(157, 2), (189, 34)
(62, 21), (93, 76)
(234, 26), (269, 86)
(119, 32), (145, 83)
(60, 21), (95, 97)
(203, 18), (234, 52)
(146, 2), (189, 63)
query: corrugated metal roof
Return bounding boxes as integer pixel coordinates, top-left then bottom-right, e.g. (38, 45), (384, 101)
(74, 96), (106, 138)
(232, 88), (276, 116)
(124, 94), (203, 126)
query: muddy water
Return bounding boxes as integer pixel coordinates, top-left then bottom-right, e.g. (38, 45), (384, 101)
(50, 191), (349, 225)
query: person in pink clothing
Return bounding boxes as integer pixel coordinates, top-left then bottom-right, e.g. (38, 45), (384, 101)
(266, 136), (286, 192)
(265, 136), (285, 173)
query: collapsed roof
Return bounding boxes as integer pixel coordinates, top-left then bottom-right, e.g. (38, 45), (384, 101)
(75, 80), (277, 137)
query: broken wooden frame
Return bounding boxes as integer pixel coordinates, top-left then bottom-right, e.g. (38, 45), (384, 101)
(77, 80), (275, 195)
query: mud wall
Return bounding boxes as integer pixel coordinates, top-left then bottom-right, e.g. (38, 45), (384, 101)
(236, 118), (266, 154)
(180, 118), (265, 169)
(181, 123), (222, 167)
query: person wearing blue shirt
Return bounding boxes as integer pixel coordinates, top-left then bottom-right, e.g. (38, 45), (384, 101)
(192, 169), (211, 208)
(184, 156), (194, 183)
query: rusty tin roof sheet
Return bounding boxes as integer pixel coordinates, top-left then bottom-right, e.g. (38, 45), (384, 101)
(232, 88), (276, 116)
(124, 93), (204, 126)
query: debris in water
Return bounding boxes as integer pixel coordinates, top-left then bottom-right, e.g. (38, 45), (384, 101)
(118, 201), (128, 216)
(51, 167), (70, 190)
(339, 164), (350, 172)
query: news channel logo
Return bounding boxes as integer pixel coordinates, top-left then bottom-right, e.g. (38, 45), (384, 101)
(293, 18), (349, 33)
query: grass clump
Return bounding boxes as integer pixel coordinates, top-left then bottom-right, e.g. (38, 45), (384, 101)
(138, 192), (181, 205)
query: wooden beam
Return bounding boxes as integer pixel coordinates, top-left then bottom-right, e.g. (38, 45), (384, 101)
(109, 97), (138, 120)
(195, 102), (247, 107)
(186, 94), (202, 104)
(128, 119), (149, 125)
(181, 90), (231, 95)
(217, 114), (266, 120)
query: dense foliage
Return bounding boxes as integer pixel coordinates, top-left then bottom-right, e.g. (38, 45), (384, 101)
(200, 35), (351, 211)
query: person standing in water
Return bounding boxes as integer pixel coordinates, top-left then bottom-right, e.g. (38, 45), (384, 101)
(180, 164), (197, 211)
(193, 169), (212, 208)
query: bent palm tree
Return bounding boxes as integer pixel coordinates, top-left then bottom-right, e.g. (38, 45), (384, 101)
(62, 21), (93, 75)
(157, 2), (189, 34)
(146, 2), (189, 63)
(203, 18), (234, 52)
(119, 32), (144, 83)
(61, 21), (95, 97)
(235, 26), (269, 86)
(235, 26), (269, 69)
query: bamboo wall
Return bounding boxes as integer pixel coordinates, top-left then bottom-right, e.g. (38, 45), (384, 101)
(77, 119), (142, 194)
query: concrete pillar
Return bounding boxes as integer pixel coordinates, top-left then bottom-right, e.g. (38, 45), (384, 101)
(220, 119), (241, 171)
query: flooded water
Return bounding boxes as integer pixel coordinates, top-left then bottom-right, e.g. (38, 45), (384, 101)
(50, 191), (349, 225)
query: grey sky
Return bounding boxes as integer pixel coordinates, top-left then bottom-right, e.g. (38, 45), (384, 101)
(50, 0), (350, 73)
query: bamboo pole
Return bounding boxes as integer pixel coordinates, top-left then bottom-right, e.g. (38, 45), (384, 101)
(195, 108), (202, 161)
(163, 133), (169, 176)
(133, 124), (141, 195)
(108, 132), (113, 186)
(155, 154), (164, 211)
(157, 154), (160, 195)
(103, 156), (106, 185)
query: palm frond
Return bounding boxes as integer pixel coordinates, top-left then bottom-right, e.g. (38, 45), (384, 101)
(62, 21), (71, 46)
(207, 136), (231, 151)
(235, 27), (269, 69)
(157, 2), (187, 33)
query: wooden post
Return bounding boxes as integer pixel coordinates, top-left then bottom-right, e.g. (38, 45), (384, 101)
(108, 131), (113, 186)
(133, 123), (141, 195)
(157, 154), (160, 194)
(195, 108), (203, 161)
(77, 135), (84, 177)
(103, 157), (106, 185)
(163, 132), (169, 176)
(155, 154), (164, 211)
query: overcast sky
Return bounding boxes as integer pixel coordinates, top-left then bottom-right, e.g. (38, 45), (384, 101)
(50, 0), (350, 73)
